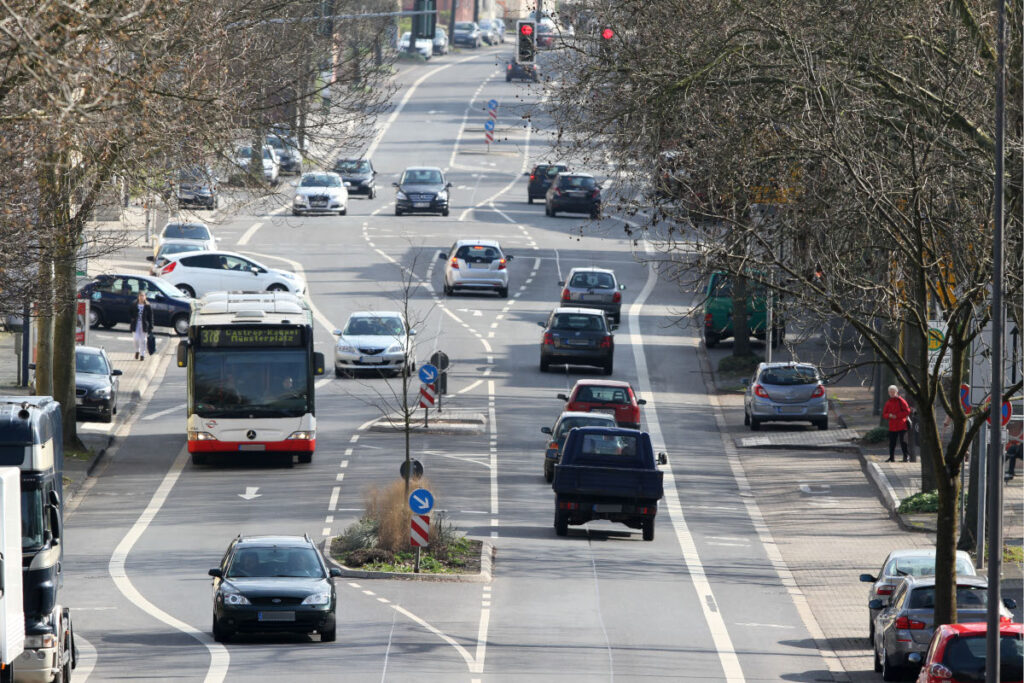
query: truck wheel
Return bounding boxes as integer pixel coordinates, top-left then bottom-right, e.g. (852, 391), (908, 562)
(554, 510), (568, 536)
(704, 330), (719, 348)
(642, 518), (655, 541)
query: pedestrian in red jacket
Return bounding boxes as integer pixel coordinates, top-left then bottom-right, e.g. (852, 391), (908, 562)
(883, 385), (911, 462)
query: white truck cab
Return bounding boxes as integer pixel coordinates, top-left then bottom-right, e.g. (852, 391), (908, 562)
(0, 467), (24, 683)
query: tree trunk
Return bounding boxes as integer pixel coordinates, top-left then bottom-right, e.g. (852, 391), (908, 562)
(732, 274), (751, 357)
(958, 433), (980, 551)
(34, 259), (53, 397)
(53, 227), (82, 452)
(933, 463), (961, 627)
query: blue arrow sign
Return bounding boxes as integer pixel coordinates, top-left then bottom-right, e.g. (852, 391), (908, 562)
(484, 119), (495, 132)
(487, 98), (499, 110)
(418, 363), (438, 384)
(409, 488), (434, 515)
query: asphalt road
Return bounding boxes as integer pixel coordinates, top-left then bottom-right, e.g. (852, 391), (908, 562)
(62, 45), (838, 682)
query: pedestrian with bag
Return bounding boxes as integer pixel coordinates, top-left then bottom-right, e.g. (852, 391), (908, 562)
(1005, 419), (1023, 481)
(883, 384), (912, 462)
(129, 292), (154, 361)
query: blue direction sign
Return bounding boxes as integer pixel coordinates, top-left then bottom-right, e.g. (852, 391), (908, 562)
(418, 363), (438, 384)
(409, 488), (434, 515)
(487, 98), (499, 110)
(484, 119), (495, 132)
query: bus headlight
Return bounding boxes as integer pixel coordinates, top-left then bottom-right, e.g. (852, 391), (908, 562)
(286, 431), (315, 440)
(188, 430), (218, 441)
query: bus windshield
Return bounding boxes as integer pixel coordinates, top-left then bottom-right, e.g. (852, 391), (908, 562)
(192, 349), (310, 418)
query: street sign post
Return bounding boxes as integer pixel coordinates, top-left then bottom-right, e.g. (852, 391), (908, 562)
(410, 514), (430, 572)
(484, 99), (498, 149)
(399, 458), (423, 480)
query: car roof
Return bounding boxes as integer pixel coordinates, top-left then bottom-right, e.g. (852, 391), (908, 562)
(557, 411), (616, 421)
(403, 166), (444, 173)
(76, 345), (104, 355)
(301, 171), (341, 177)
(571, 379), (633, 389)
(559, 172), (595, 178)
(348, 311), (403, 319)
(553, 306), (608, 316)
(234, 535), (315, 548)
(567, 266), (615, 276)
(886, 548), (971, 559)
(942, 622), (1024, 636)
(454, 238), (501, 248)
(163, 221), (209, 230)
(167, 249), (254, 260)
(757, 362), (817, 370)
(99, 273), (163, 283)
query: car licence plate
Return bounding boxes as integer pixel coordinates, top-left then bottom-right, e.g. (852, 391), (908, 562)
(75, 398), (83, 405)
(594, 408), (617, 417)
(258, 611), (295, 622)
(569, 191), (586, 197)
(359, 356), (384, 364)
(592, 503), (622, 513)
(238, 444), (266, 451)
(413, 202), (430, 208)
(777, 406), (805, 414)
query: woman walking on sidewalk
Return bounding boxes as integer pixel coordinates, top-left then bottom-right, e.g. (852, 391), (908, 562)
(129, 292), (153, 360)
(883, 385), (911, 462)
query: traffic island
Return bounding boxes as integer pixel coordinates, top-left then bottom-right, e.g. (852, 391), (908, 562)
(324, 537), (493, 583)
(368, 410), (486, 435)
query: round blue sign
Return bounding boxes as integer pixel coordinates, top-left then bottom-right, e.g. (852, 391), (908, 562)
(484, 119), (495, 132)
(418, 363), (438, 384)
(487, 99), (499, 110)
(409, 488), (434, 514)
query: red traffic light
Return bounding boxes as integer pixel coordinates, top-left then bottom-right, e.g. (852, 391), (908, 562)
(601, 27), (614, 40)
(520, 24), (534, 36)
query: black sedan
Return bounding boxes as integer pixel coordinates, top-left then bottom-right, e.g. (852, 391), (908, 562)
(393, 166), (451, 216)
(545, 172), (602, 218)
(332, 158), (377, 198)
(527, 163), (567, 203)
(538, 306), (616, 374)
(75, 346), (121, 423)
(79, 274), (193, 335)
(209, 535), (342, 642)
(506, 60), (540, 82)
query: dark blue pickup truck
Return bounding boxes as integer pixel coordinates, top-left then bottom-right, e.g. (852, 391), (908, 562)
(551, 426), (666, 541)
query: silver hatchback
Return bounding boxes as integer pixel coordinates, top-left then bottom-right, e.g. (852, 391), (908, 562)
(743, 362), (828, 431)
(558, 267), (625, 323)
(438, 239), (512, 298)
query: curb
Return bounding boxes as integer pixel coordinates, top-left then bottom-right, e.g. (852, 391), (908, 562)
(864, 459), (902, 518)
(368, 423), (486, 435)
(321, 538), (494, 583)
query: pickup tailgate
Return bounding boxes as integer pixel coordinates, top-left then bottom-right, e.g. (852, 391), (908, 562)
(552, 463), (664, 500)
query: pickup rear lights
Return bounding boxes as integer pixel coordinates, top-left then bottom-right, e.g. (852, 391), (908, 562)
(543, 332), (554, 345)
(558, 501), (580, 510)
(161, 261), (177, 274)
(927, 663), (952, 680)
(561, 288), (571, 301)
(753, 384), (771, 399)
(612, 291), (621, 303)
(811, 384), (825, 398)
(894, 616), (926, 630)
(598, 336), (612, 348)
(704, 312), (712, 326)
(449, 258), (460, 269)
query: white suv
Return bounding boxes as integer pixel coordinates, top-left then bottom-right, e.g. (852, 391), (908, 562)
(437, 239), (512, 297)
(156, 250), (306, 298)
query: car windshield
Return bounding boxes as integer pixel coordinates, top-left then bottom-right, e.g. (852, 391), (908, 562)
(178, 168), (210, 182)
(300, 174), (341, 188)
(344, 316), (404, 337)
(455, 245), (500, 262)
(759, 366), (818, 386)
(888, 556), (976, 577)
(569, 272), (614, 289)
(402, 169), (443, 184)
(557, 416), (615, 439)
(574, 385), (630, 404)
(265, 136), (284, 149)
(76, 351), (109, 375)
(335, 160), (370, 173)
(151, 277), (190, 299)
(551, 314), (605, 331)
(226, 547), (325, 578)
(561, 176), (597, 189)
(455, 22), (475, 30)
(192, 349), (310, 418)
(580, 433), (639, 457)
(541, 166), (566, 177)
(159, 243), (205, 258)
(163, 223), (210, 240)
(942, 634), (1023, 681)
(909, 585), (989, 610)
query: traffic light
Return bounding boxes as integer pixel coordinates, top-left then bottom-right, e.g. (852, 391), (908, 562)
(412, 0), (436, 40)
(600, 27), (614, 40)
(516, 20), (536, 64)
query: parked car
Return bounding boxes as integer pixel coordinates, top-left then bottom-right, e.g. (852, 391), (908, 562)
(79, 273), (193, 335)
(394, 166), (451, 216)
(452, 21), (483, 47)
(742, 362), (829, 431)
(871, 575), (1015, 681)
(541, 410), (616, 482)
(292, 171), (349, 216)
(398, 31), (433, 59)
(437, 239), (512, 297)
(208, 535), (342, 642)
(174, 166), (219, 210)
(910, 622), (1023, 683)
(331, 158), (377, 198)
(527, 163), (568, 203)
(545, 172), (602, 218)
(860, 549), (978, 642)
(702, 271), (782, 348)
(432, 26), (449, 55)
(266, 134), (303, 175)
(74, 345), (122, 423)
(157, 250), (306, 298)
(332, 311), (415, 378)
(233, 144), (280, 185)
(538, 307), (616, 374)
(478, 19), (503, 44)
(506, 59), (540, 82)
(148, 240), (210, 276)
(153, 221), (218, 262)
(537, 21), (555, 48)
(559, 267), (625, 323)
(558, 379), (646, 429)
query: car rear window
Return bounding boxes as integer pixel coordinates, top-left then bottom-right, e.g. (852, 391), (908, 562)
(552, 314), (605, 331)
(887, 556), (976, 577)
(569, 272), (614, 289)
(574, 386), (629, 404)
(455, 22), (475, 29)
(580, 433), (638, 457)
(456, 245), (501, 262)
(164, 223), (210, 240)
(909, 585), (989, 610)
(758, 366), (819, 386)
(942, 634), (1023, 680)
(560, 176), (596, 189)
(160, 243), (206, 257)
(557, 416), (615, 438)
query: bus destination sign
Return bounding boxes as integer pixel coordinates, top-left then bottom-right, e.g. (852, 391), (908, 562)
(200, 327), (302, 348)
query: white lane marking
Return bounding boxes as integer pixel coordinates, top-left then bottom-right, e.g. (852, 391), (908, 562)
(236, 221), (263, 246)
(587, 542), (615, 677)
(315, 377), (331, 389)
(328, 486), (341, 511)
(629, 241), (743, 682)
(457, 379), (484, 395)
(554, 249), (563, 282)
(391, 603), (480, 672)
(143, 403), (187, 421)
(735, 622), (795, 630)
(108, 448), (230, 682)
(488, 380), (498, 516)
(74, 634), (97, 681)
(380, 610), (398, 683)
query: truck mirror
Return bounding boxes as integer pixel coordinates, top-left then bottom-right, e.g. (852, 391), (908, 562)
(208, 568), (223, 578)
(177, 341), (188, 368)
(48, 505), (61, 541)
(1004, 598), (1018, 609)
(313, 351), (326, 376)
(907, 653), (922, 665)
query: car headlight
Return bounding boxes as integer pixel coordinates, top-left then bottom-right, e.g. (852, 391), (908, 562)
(286, 430), (315, 440)
(294, 194), (307, 204)
(396, 191), (408, 200)
(436, 191), (448, 201)
(360, 179), (370, 186)
(188, 430), (218, 441)
(90, 387), (112, 398)
(301, 592), (331, 606)
(221, 591), (251, 606)
(386, 344), (403, 354)
(337, 345), (356, 354)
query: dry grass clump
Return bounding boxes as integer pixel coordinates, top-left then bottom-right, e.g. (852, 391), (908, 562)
(363, 477), (432, 552)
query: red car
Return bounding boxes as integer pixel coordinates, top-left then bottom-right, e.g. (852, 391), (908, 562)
(557, 379), (646, 430)
(912, 622), (1022, 683)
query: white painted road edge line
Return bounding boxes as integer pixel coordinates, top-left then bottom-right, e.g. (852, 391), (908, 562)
(142, 402), (187, 421)
(73, 635), (96, 681)
(108, 448), (230, 683)
(629, 240), (744, 682)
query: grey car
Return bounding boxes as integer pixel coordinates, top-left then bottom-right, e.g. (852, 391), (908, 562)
(559, 267), (625, 323)
(742, 362), (828, 431)
(859, 548), (977, 642)
(540, 410), (616, 482)
(871, 575), (1015, 681)
(538, 307), (616, 374)
(439, 239), (511, 297)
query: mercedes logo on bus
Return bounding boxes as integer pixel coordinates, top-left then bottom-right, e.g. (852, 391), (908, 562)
(246, 430), (257, 440)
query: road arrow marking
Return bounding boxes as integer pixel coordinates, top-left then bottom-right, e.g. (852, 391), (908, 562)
(238, 487), (261, 500)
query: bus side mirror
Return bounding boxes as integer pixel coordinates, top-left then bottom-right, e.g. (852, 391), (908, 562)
(177, 341), (188, 368)
(313, 352), (326, 376)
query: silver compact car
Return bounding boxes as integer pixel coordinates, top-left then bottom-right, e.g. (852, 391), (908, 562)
(559, 267), (625, 323)
(743, 362), (828, 431)
(333, 311), (415, 377)
(438, 239), (512, 297)
(292, 172), (349, 216)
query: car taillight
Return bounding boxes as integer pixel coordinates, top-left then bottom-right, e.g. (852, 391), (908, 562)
(498, 258), (507, 270)
(543, 332), (554, 345)
(591, 189), (600, 198)
(161, 261), (177, 274)
(704, 312), (712, 326)
(530, 174), (535, 181)
(548, 441), (558, 450)
(612, 291), (621, 303)
(754, 384), (770, 399)
(561, 288), (571, 301)
(894, 616), (926, 630)
(928, 663), (953, 680)
(599, 335), (612, 348)
(876, 585), (894, 596)
(507, 64), (512, 70)
(450, 258), (460, 269)
(811, 384), (825, 398)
